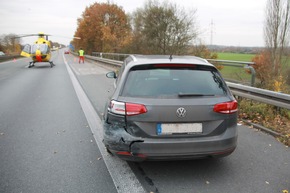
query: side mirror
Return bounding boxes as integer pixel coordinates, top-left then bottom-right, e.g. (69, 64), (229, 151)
(106, 71), (117, 79)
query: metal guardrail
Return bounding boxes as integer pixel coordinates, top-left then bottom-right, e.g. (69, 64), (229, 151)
(227, 82), (290, 110)
(86, 55), (122, 67)
(207, 59), (256, 86)
(91, 52), (129, 62)
(92, 52), (257, 86)
(86, 54), (290, 110)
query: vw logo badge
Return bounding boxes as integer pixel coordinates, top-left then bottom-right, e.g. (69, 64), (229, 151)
(176, 107), (186, 118)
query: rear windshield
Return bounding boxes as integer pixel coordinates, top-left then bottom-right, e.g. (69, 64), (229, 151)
(121, 65), (228, 97)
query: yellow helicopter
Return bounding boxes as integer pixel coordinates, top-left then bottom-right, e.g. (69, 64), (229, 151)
(20, 32), (55, 68)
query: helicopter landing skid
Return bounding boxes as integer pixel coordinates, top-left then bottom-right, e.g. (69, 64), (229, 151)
(28, 62), (35, 68)
(28, 61), (55, 68)
(49, 61), (55, 68)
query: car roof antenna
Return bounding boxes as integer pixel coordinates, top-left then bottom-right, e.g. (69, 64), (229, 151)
(169, 54), (173, 61)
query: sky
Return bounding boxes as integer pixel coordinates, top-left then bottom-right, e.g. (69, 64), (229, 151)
(0, 0), (267, 47)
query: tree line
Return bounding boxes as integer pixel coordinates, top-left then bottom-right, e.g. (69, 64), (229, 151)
(1, 0), (289, 93)
(72, 0), (215, 58)
(73, 0), (290, 92)
(0, 34), (22, 55)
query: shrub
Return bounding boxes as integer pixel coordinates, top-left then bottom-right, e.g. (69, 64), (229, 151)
(251, 51), (273, 88)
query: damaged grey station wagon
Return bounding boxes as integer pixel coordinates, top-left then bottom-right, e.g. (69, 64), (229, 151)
(103, 55), (238, 161)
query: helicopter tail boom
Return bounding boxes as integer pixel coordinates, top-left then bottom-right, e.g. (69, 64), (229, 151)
(21, 51), (31, 58)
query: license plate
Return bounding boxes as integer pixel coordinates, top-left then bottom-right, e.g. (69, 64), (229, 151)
(157, 123), (202, 135)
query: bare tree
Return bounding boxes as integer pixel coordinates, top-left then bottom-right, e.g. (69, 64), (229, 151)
(131, 0), (198, 55)
(264, 0), (290, 75)
(0, 34), (22, 54)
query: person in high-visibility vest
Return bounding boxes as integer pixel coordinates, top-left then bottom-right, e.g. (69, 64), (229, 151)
(78, 48), (85, 63)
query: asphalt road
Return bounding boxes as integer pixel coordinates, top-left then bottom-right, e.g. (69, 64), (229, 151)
(0, 52), (117, 193)
(0, 50), (289, 193)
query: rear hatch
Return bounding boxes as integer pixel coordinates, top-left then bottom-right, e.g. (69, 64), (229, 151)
(114, 63), (237, 138)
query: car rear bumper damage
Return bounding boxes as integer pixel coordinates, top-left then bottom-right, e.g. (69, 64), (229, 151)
(103, 122), (237, 162)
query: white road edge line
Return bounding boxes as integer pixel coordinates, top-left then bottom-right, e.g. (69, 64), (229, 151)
(63, 55), (146, 193)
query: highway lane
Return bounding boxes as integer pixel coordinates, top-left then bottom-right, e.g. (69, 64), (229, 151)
(0, 51), (117, 193)
(1, 51), (289, 193)
(132, 126), (290, 193)
(67, 54), (290, 193)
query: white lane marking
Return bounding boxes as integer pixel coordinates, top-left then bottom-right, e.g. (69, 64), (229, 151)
(63, 55), (146, 193)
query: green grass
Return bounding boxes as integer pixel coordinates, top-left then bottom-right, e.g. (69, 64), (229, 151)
(220, 66), (253, 84)
(217, 52), (256, 62)
(215, 52), (256, 84)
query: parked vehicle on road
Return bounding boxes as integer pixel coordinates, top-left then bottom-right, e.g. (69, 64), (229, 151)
(0, 51), (5, 56)
(103, 55), (238, 161)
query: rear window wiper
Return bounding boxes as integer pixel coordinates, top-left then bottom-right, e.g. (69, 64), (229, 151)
(178, 93), (215, 97)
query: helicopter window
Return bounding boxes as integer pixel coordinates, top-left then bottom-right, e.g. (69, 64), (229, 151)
(22, 44), (31, 54)
(31, 44), (49, 54)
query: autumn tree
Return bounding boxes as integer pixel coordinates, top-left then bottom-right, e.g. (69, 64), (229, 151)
(189, 43), (222, 70)
(130, 0), (198, 55)
(190, 44), (217, 60)
(73, 3), (131, 54)
(251, 50), (273, 87)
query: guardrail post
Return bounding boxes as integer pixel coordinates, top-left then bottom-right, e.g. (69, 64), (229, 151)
(248, 65), (256, 86)
(244, 64), (256, 86)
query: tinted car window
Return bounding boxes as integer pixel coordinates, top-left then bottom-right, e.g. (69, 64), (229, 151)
(121, 65), (227, 97)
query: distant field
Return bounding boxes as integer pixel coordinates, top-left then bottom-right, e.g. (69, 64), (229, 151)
(217, 52), (256, 62)
(215, 52), (256, 84)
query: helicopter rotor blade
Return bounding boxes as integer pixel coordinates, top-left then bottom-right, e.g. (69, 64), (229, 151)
(15, 34), (51, 38)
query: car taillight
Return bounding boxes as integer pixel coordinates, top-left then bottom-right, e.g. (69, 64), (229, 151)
(126, 103), (147, 116)
(213, 100), (238, 114)
(109, 100), (147, 116)
(110, 101), (126, 115)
